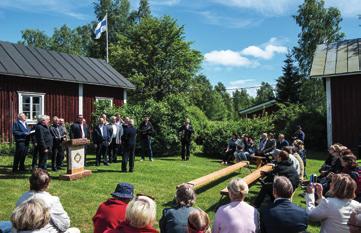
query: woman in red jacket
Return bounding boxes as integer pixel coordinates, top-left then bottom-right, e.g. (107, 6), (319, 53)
(105, 195), (158, 233)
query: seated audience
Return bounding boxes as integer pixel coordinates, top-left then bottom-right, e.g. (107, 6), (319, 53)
(222, 133), (238, 164)
(188, 209), (211, 233)
(254, 150), (299, 208)
(11, 198), (50, 233)
(93, 183), (134, 233)
(306, 173), (361, 233)
(261, 176), (308, 233)
(348, 207), (361, 233)
(262, 133), (276, 156)
(319, 143), (344, 177)
(105, 195), (158, 233)
(213, 178), (259, 233)
(276, 134), (289, 150)
(234, 135), (247, 162)
(293, 139), (306, 176)
(283, 146), (304, 179)
(16, 168), (79, 233)
(340, 153), (361, 202)
(255, 133), (268, 156)
(160, 184), (196, 233)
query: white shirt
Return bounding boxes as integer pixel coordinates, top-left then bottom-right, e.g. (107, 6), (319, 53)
(80, 124), (85, 138)
(112, 124), (117, 138)
(19, 120), (27, 129)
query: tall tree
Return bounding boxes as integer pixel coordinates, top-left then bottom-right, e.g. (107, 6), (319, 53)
(255, 82), (275, 104)
(214, 82), (232, 119)
(189, 75), (214, 117)
(19, 29), (50, 49)
(276, 52), (302, 103)
(110, 16), (202, 102)
(293, 0), (344, 76)
(232, 89), (253, 118)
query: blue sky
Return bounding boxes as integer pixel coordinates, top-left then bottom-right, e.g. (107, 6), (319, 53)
(0, 0), (360, 96)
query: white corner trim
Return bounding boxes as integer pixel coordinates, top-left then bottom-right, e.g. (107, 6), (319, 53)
(79, 84), (83, 115)
(123, 89), (127, 104)
(326, 78), (332, 147)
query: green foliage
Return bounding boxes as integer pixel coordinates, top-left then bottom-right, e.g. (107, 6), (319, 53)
(272, 103), (326, 149)
(255, 82), (275, 104)
(110, 16), (203, 102)
(20, 29), (50, 48)
(232, 89), (253, 119)
(0, 143), (15, 156)
(293, 0), (345, 76)
(276, 52), (302, 103)
(201, 117), (274, 157)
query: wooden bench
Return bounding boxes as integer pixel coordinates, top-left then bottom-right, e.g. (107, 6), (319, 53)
(182, 161), (249, 190)
(249, 155), (267, 168)
(220, 164), (274, 196)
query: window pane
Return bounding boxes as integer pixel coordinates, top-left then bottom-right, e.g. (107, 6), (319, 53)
(22, 104), (30, 112)
(32, 112), (40, 120)
(33, 97), (40, 104)
(23, 96), (30, 104)
(33, 104), (41, 112)
(23, 112), (30, 119)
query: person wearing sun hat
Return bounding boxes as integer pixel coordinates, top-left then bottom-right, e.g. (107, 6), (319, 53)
(93, 182), (134, 233)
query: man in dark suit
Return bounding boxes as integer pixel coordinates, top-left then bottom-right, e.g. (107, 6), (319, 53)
(12, 113), (30, 172)
(49, 116), (65, 171)
(121, 119), (137, 172)
(35, 115), (53, 170)
(139, 116), (154, 161)
(178, 118), (193, 161)
(93, 117), (112, 166)
(276, 134), (289, 150)
(70, 114), (89, 165)
(261, 176), (308, 233)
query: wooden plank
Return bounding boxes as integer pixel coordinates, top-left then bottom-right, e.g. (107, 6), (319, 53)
(310, 44), (327, 77)
(324, 43), (337, 75)
(185, 161), (249, 189)
(220, 164), (274, 195)
(348, 40), (359, 73)
(336, 41), (348, 74)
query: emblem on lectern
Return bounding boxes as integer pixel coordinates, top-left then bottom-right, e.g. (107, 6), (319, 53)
(74, 153), (82, 163)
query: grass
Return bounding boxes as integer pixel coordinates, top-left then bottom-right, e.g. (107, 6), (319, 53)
(0, 151), (327, 233)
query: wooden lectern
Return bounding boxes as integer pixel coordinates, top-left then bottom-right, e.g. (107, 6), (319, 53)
(59, 138), (92, 181)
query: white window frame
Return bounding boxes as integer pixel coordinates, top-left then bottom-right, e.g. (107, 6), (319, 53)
(95, 97), (113, 107)
(18, 91), (45, 124)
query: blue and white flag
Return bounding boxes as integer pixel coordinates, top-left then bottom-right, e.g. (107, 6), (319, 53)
(94, 15), (107, 39)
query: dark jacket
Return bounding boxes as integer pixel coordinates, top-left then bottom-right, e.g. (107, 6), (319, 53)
(70, 122), (89, 139)
(261, 199), (308, 233)
(159, 206), (195, 233)
(139, 121), (154, 139)
(12, 120), (30, 142)
(92, 125), (112, 145)
(178, 124), (193, 143)
(293, 130), (305, 142)
(49, 124), (63, 143)
(263, 139), (276, 154)
(270, 159), (300, 190)
(276, 139), (289, 150)
(35, 123), (53, 150)
(123, 125), (137, 147)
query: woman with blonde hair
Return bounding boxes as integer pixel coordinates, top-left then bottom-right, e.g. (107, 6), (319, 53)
(213, 178), (259, 233)
(187, 209), (211, 233)
(306, 173), (361, 233)
(11, 198), (50, 233)
(105, 195), (158, 233)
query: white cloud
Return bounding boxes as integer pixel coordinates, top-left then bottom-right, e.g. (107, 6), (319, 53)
(198, 11), (262, 28)
(150, 0), (181, 6)
(241, 37), (288, 59)
(0, 0), (91, 20)
(204, 50), (258, 67)
(326, 0), (361, 17)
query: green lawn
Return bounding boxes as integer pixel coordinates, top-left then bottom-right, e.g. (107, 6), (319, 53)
(0, 151), (326, 233)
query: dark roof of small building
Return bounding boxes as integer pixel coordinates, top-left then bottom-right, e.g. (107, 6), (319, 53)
(310, 38), (361, 78)
(239, 99), (277, 115)
(0, 41), (135, 89)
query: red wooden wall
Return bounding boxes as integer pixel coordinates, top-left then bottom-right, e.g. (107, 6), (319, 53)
(0, 75), (124, 142)
(331, 75), (361, 150)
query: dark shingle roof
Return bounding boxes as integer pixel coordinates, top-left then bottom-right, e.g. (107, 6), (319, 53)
(239, 100), (277, 115)
(0, 41), (135, 89)
(310, 39), (361, 78)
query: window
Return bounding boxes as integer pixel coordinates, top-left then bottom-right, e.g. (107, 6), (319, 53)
(95, 97), (113, 107)
(18, 92), (45, 123)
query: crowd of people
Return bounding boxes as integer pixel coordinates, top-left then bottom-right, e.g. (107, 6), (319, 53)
(12, 110), (195, 173)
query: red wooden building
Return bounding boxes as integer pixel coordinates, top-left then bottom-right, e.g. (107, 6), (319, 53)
(0, 41), (134, 142)
(310, 38), (361, 151)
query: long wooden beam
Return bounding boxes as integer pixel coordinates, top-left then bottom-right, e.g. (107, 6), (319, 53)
(220, 164), (274, 195)
(183, 161), (249, 190)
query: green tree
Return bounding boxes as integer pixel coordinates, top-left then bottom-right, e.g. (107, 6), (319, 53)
(214, 82), (232, 119)
(232, 89), (253, 118)
(276, 52), (302, 103)
(130, 0), (151, 23)
(19, 29), (50, 49)
(188, 75), (214, 117)
(255, 82), (275, 104)
(109, 16), (202, 102)
(293, 0), (344, 76)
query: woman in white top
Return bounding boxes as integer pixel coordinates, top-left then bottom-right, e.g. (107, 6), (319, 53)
(16, 169), (79, 233)
(306, 173), (361, 233)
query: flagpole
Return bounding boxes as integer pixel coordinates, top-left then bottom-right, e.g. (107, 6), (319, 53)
(105, 13), (109, 63)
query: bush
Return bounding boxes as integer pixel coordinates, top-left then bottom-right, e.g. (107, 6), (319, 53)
(200, 117), (274, 158)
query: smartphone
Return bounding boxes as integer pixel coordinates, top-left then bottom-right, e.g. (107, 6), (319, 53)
(310, 174), (317, 184)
